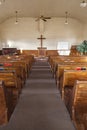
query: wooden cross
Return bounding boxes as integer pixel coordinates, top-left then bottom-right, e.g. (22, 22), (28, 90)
(37, 35), (46, 48)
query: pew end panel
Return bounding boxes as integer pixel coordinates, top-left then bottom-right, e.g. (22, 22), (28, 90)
(71, 80), (87, 130)
(0, 81), (8, 125)
(60, 70), (87, 100)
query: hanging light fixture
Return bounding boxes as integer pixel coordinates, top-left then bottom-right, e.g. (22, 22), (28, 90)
(15, 11), (18, 24)
(38, 19), (45, 34)
(80, 0), (87, 7)
(65, 11), (68, 25)
(0, 0), (5, 5)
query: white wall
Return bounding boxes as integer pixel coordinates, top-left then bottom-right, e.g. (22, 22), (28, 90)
(83, 23), (87, 40)
(0, 17), (84, 50)
(0, 26), (3, 49)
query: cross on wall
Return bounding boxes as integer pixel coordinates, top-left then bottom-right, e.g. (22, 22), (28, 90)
(37, 35), (46, 48)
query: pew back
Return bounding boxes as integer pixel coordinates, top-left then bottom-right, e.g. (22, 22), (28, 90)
(60, 70), (87, 99)
(56, 63), (87, 80)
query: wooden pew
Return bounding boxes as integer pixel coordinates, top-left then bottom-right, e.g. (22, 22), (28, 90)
(0, 70), (22, 108)
(49, 55), (87, 76)
(68, 80), (87, 130)
(0, 54), (34, 81)
(0, 60), (28, 81)
(56, 63), (87, 86)
(83, 114), (87, 130)
(0, 81), (8, 125)
(11, 61), (28, 79)
(0, 54), (34, 89)
(0, 80), (13, 125)
(0, 61), (27, 84)
(59, 70), (87, 100)
(0, 54), (34, 125)
(0, 66), (24, 87)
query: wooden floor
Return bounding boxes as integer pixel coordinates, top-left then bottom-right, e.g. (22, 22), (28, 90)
(0, 60), (76, 130)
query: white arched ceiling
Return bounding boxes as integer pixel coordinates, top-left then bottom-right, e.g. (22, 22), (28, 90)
(0, 0), (87, 23)
(0, 0), (87, 50)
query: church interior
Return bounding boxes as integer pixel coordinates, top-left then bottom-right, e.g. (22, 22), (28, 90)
(0, 0), (87, 130)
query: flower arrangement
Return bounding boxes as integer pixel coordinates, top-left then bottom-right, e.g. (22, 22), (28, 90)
(76, 40), (87, 55)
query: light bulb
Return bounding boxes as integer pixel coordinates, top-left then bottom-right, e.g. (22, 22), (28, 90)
(80, 0), (87, 7)
(65, 20), (68, 25)
(15, 20), (18, 24)
(0, 0), (5, 5)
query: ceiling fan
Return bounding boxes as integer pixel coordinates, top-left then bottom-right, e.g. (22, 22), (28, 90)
(35, 15), (51, 22)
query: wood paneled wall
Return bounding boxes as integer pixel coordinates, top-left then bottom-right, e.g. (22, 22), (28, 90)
(21, 50), (58, 56)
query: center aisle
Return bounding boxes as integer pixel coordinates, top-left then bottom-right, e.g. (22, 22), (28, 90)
(0, 60), (76, 130)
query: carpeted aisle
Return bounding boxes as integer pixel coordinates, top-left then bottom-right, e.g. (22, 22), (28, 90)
(0, 60), (76, 130)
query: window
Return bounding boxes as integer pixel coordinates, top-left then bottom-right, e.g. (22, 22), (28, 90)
(57, 41), (70, 55)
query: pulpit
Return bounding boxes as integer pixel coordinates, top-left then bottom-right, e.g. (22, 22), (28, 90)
(37, 47), (47, 57)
